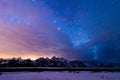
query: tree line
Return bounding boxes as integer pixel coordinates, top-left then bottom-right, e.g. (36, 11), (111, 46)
(0, 56), (119, 68)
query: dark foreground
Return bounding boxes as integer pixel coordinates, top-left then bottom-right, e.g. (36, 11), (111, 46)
(0, 67), (120, 72)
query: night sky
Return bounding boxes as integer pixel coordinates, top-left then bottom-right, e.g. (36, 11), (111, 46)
(0, 0), (120, 63)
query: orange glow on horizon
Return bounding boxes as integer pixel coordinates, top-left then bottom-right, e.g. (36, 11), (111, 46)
(0, 53), (56, 60)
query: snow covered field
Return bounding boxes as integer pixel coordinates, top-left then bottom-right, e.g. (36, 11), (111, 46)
(0, 71), (120, 80)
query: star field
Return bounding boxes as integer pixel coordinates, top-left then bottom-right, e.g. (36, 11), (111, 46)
(0, 0), (120, 63)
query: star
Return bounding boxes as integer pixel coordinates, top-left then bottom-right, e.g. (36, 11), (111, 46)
(57, 27), (60, 30)
(32, 0), (36, 3)
(53, 20), (57, 24)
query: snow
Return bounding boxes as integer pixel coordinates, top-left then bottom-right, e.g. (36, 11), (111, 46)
(0, 71), (120, 80)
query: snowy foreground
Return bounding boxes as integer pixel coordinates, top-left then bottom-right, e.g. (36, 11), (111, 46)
(0, 71), (120, 80)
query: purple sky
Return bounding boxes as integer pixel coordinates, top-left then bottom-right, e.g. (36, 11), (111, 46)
(0, 0), (120, 63)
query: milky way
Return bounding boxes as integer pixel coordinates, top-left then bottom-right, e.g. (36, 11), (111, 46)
(0, 0), (120, 63)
